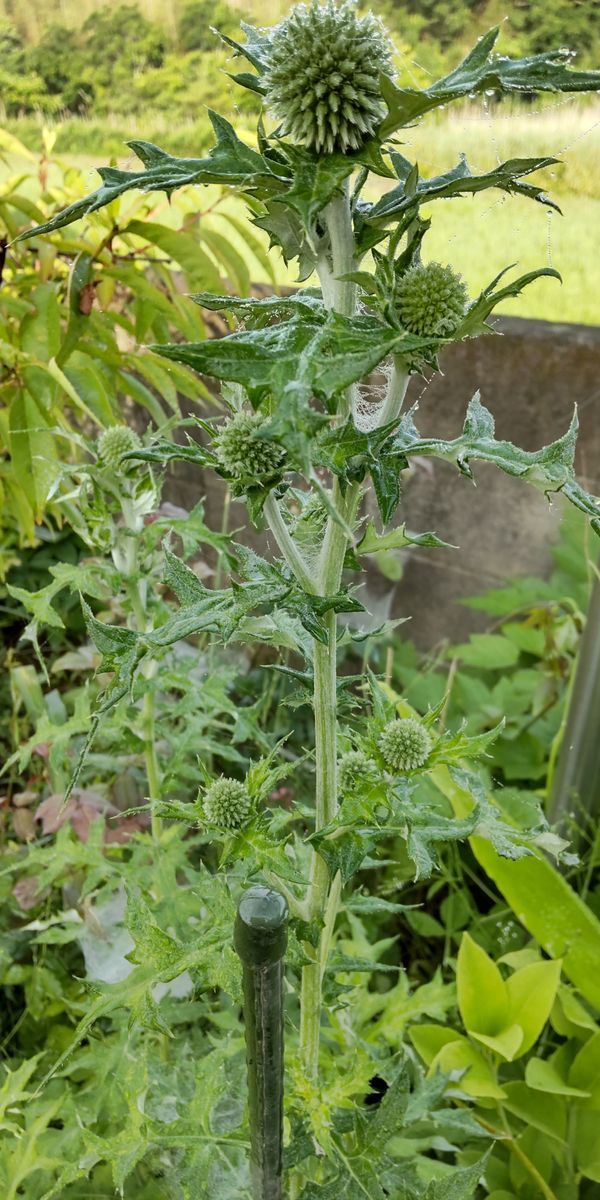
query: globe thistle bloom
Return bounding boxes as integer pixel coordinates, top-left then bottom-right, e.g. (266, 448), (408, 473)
(395, 262), (468, 338)
(97, 425), (141, 468)
(213, 411), (285, 479)
(338, 750), (375, 792)
(378, 718), (432, 773)
(263, 1), (394, 155)
(203, 777), (251, 830)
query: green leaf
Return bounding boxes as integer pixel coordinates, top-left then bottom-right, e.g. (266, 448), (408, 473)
(457, 266), (562, 337)
(122, 220), (224, 292)
(379, 28), (600, 136)
(432, 766), (600, 1010)
(368, 154), (561, 226)
(525, 1056), (590, 1097)
(502, 1081), (566, 1142)
(357, 520), (454, 556)
(457, 932), (509, 1036)
(125, 888), (182, 971)
(505, 959), (562, 1057)
(152, 311), (438, 410)
(425, 1155), (490, 1200)
(433, 1035), (506, 1099)
(17, 113), (287, 242)
(394, 392), (600, 535)
(450, 633), (520, 670)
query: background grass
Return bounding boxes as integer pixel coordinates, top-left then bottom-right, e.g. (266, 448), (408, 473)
(3, 98), (599, 325)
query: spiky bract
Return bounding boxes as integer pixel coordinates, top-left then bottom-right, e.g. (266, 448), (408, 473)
(395, 262), (468, 338)
(378, 718), (432, 773)
(97, 425), (141, 468)
(203, 777), (251, 830)
(263, 0), (394, 155)
(213, 411), (285, 479)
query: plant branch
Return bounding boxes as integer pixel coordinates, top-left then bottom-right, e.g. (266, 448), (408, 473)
(378, 355), (410, 428)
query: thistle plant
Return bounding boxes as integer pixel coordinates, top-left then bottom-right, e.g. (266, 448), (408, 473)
(18, 5), (600, 1195)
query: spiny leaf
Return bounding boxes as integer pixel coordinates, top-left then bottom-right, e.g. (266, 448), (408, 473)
(394, 392), (600, 535)
(368, 153), (562, 226)
(17, 113), (288, 242)
(379, 28), (600, 136)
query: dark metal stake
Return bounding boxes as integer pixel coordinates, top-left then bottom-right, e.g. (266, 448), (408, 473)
(234, 885), (289, 1200)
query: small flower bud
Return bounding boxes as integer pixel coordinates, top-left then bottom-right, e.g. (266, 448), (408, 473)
(263, 1), (394, 156)
(202, 777), (252, 830)
(378, 717), (432, 773)
(213, 411), (285, 480)
(338, 750), (374, 792)
(97, 425), (141, 468)
(395, 262), (468, 338)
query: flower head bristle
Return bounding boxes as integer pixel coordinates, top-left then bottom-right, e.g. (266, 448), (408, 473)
(203, 777), (251, 830)
(378, 718), (432, 773)
(213, 411), (285, 479)
(97, 425), (141, 468)
(263, 0), (394, 155)
(395, 262), (468, 338)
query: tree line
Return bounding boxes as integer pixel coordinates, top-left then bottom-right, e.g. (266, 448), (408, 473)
(0, 0), (597, 122)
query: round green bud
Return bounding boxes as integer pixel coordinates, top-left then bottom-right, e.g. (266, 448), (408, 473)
(263, 0), (394, 156)
(378, 717), (432, 773)
(338, 750), (374, 792)
(203, 777), (251, 831)
(213, 411), (285, 479)
(97, 425), (141, 468)
(395, 262), (468, 338)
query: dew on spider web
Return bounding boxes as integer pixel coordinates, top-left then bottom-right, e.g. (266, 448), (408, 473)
(546, 210), (554, 269)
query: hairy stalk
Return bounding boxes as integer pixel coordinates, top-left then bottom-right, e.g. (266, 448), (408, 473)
(378, 355), (410, 428)
(264, 492), (317, 594)
(298, 180), (358, 1080)
(128, 580), (163, 843)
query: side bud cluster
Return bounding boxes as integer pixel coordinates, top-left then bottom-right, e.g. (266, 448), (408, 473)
(213, 411), (285, 480)
(202, 777), (251, 830)
(97, 425), (141, 468)
(378, 717), (432, 773)
(338, 749), (374, 792)
(395, 262), (468, 338)
(263, 0), (394, 155)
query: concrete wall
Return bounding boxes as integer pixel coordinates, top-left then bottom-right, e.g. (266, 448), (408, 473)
(164, 317), (600, 647)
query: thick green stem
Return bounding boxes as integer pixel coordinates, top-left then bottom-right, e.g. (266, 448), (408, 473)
(378, 355), (410, 428)
(127, 572), (162, 843)
(264, 493), (317, 595)
(296, 181), (360, 1082)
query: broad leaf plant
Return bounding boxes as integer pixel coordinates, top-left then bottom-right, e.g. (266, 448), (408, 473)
(17, 3), (600, 1195)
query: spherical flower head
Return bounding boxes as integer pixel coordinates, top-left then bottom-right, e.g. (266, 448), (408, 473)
(97, 425), (141, 468)
(378, 718), (432, 773)
(395, 262), (468, 338)
(203, 777), (251, 831)
(263, 0), (394, 156)
(338, 750), (374, 792)
(213, 411), (285, 479)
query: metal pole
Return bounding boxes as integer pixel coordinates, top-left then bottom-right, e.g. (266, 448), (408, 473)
(234, 885), (289, 1200)
(548, 571), (600, 834)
